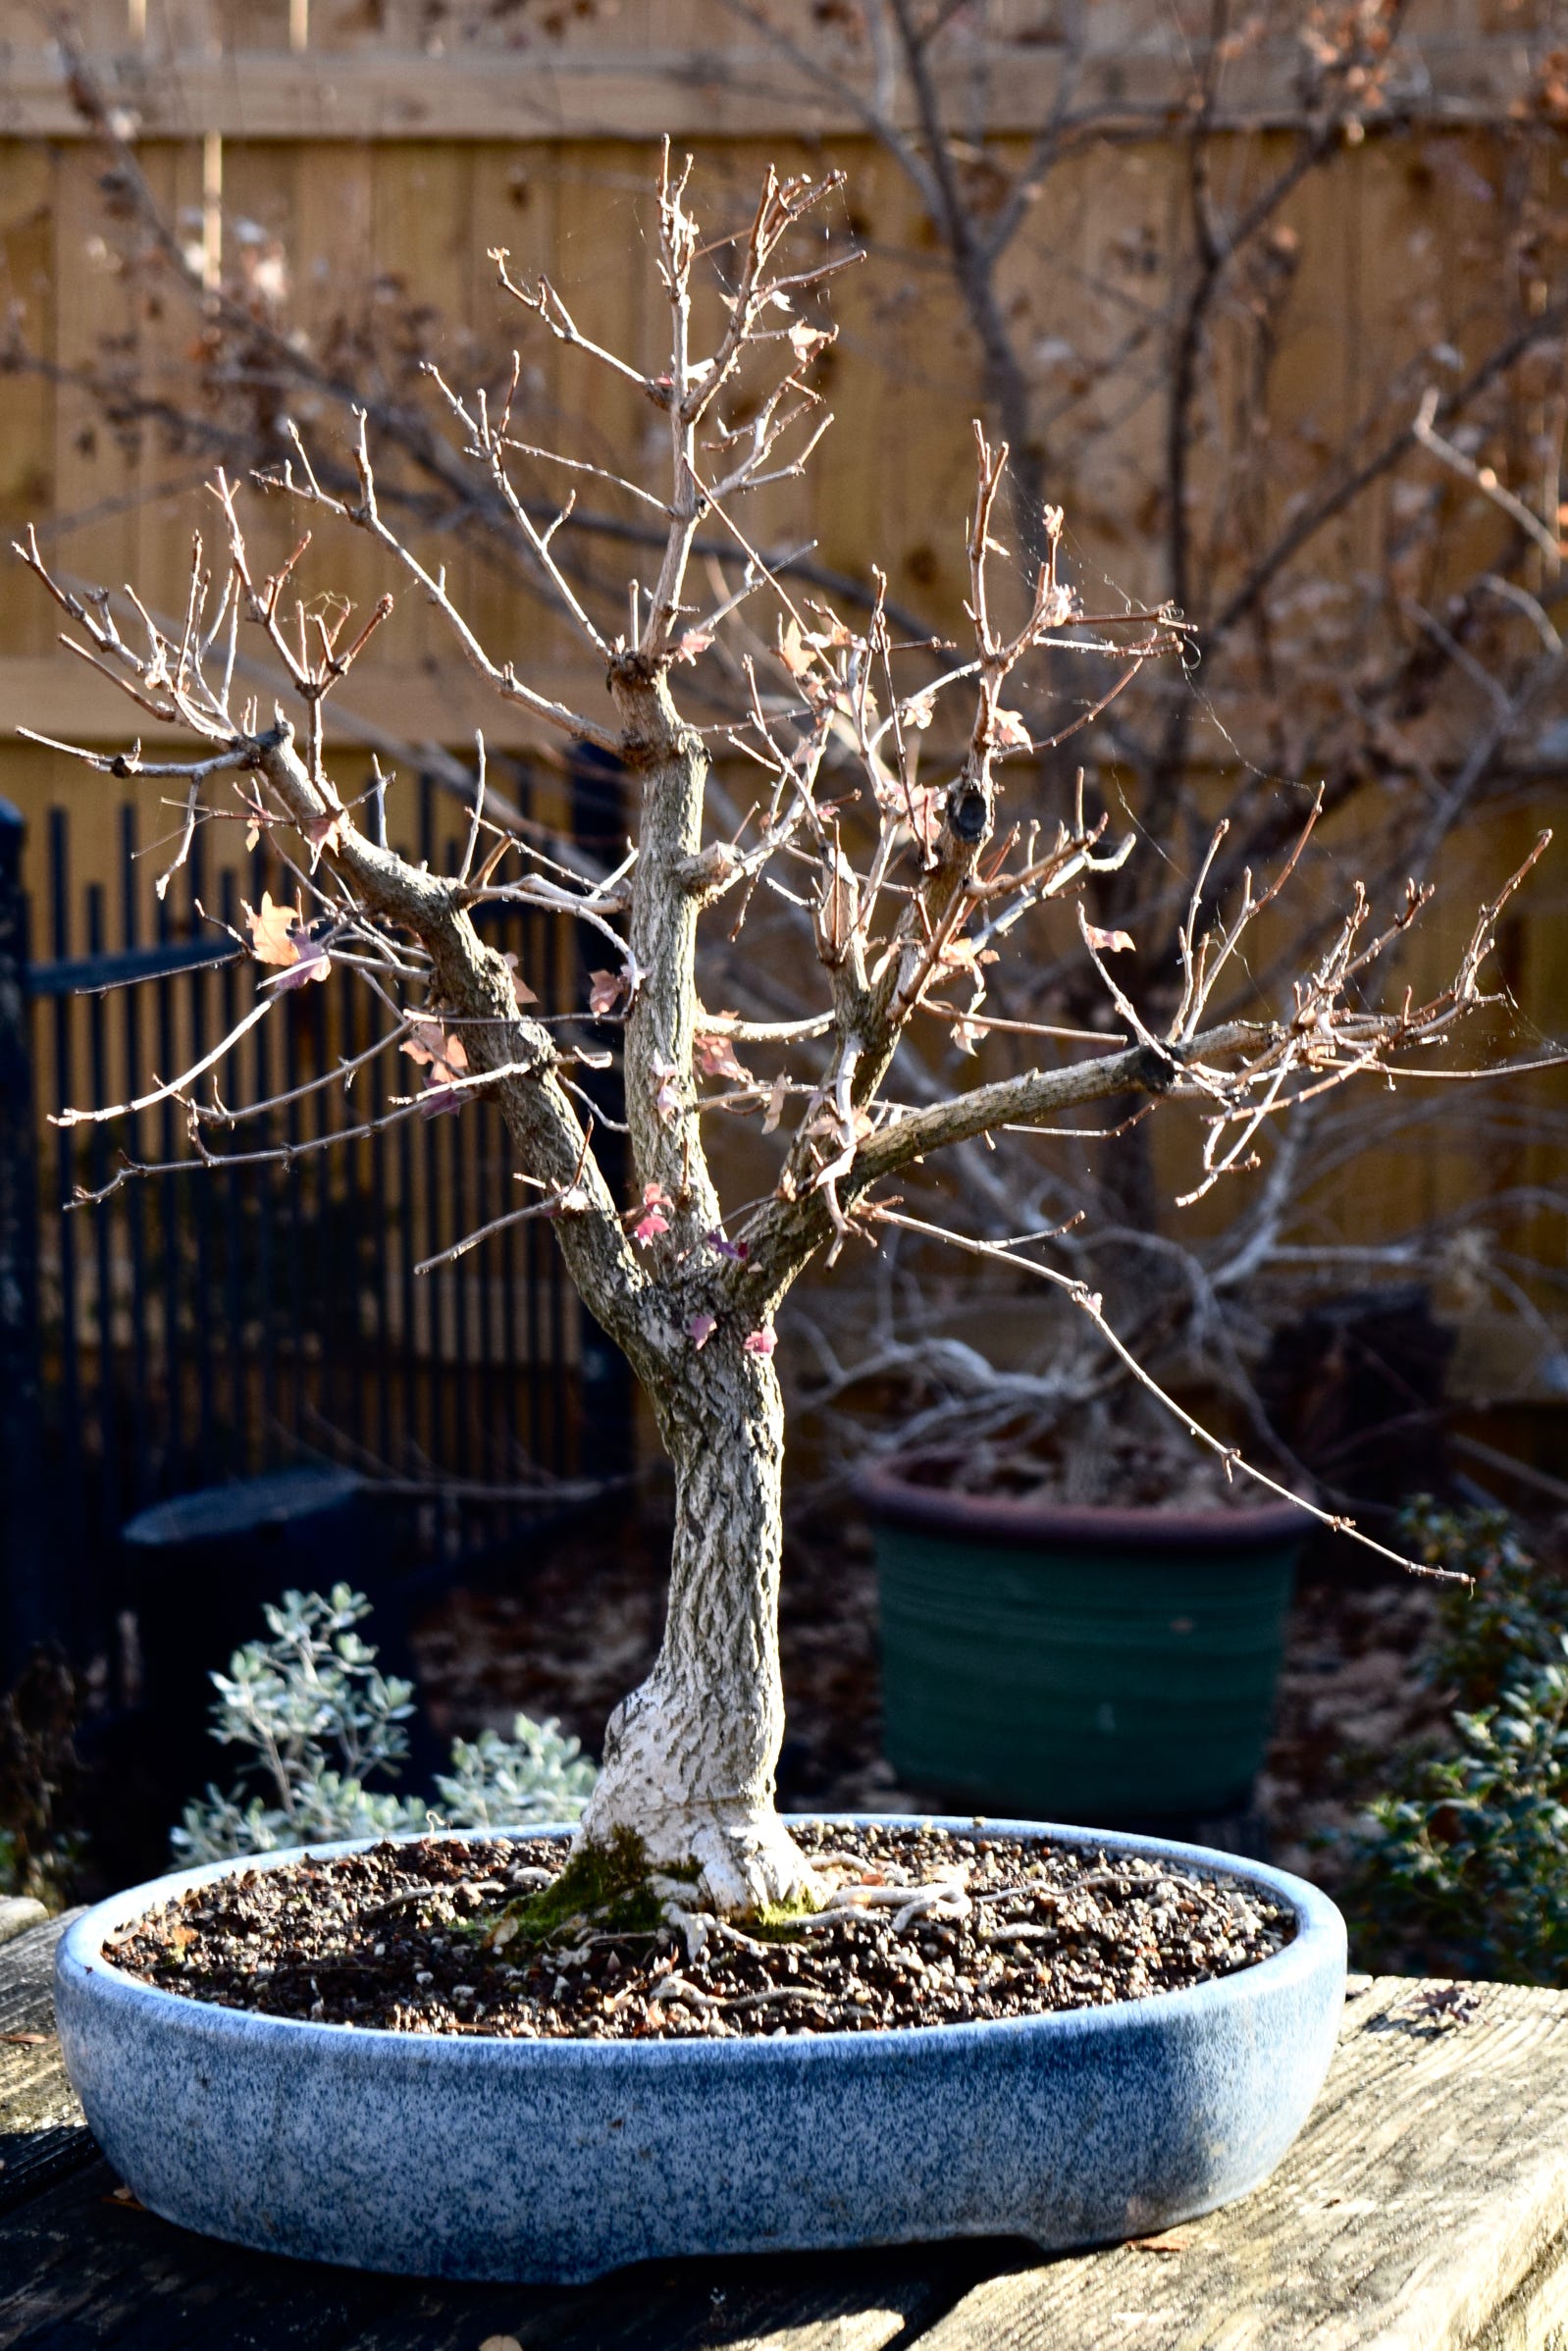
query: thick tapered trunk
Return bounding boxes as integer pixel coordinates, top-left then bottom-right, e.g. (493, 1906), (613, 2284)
(575, 1336), (817, 1914)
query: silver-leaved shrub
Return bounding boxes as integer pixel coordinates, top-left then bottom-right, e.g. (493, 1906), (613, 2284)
(172, 1585), (597, 1862)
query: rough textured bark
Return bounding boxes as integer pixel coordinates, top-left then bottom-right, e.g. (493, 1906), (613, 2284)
(257, 718), (808, 1909)
(611, 658), (724, 1246)
(576, 1334), (815, 1913)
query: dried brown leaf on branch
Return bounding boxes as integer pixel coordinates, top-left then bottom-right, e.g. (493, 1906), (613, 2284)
(401, 1022), (470, 1081)
(241, 891), (305, 967)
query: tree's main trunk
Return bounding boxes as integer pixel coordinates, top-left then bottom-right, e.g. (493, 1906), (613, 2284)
(575, 1337), (817, 1914)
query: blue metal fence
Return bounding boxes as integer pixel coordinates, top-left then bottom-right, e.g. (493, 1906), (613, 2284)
(1, 761), (631, 1674)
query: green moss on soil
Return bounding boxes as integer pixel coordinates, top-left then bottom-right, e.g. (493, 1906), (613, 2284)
(478, 1828), (670, 1950)
(468, 1833), (826, 1950)
(741, 1890), (825, 1943)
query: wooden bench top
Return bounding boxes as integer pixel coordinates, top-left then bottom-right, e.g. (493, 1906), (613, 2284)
(1, 1906), (1561, 2349)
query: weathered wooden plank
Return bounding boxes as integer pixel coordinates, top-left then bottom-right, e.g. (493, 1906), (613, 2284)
(0, 2159), (251, 2338)
(918, 1974), (1568, 2351)
(0, 2178), (978, 2351)
(0, 652), (599, 754)
(11, 2202), (411, 2351)
(327, 2247), (981, 2351)
(0, 1913), (93, 2222)
(1470, 2221), (1568, 2351)
(0, 2155), (974, 2351)
(0, 1913), (78, 2102)
(0, 38), (1546, 141)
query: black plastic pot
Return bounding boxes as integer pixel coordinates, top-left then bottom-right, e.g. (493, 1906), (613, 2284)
(88, 1468), (434, 1880)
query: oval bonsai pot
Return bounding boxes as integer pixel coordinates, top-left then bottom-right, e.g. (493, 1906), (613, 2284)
(861, 1460), (1308, 1820)
(56, 1817), (1345, 2282)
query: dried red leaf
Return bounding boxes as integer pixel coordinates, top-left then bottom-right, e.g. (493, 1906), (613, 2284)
(262, 935), (332, 992)
(402, 1020), (469, 1079)
(695, 1031), (751, 1082)
(651, 1058), (681, 1123)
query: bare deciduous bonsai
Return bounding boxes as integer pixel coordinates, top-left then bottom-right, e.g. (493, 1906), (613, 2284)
(17, 154), (1549, 1918)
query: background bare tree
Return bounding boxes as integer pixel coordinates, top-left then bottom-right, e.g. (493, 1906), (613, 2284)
(706, 0), (1568, 1499)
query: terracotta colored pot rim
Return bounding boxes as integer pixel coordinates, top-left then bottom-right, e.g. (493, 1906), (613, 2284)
(857, 1456), (1313, 1556)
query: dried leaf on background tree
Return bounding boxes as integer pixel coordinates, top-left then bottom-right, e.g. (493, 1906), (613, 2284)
(303, 810), (343, 862)
(502, 951), (538, 1008)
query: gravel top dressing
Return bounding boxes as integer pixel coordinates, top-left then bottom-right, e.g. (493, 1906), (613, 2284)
(105, 1824), (1295, 2038)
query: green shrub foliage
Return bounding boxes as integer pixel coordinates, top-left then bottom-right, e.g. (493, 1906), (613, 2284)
(173, 1586), (597, 1861)
(1341, 1504), (1568, 1983)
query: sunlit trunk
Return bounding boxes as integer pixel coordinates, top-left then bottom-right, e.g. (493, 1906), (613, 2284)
(574, 1336), (817, 1914)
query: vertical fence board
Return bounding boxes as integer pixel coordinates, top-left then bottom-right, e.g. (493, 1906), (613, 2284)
(0, 802), (45, 1672)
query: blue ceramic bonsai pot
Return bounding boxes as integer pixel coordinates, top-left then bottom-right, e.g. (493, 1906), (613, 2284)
(55, 1816), (1346, 2282)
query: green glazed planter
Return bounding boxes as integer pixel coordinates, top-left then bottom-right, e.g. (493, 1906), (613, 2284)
(862, 1460), (1307, 1820)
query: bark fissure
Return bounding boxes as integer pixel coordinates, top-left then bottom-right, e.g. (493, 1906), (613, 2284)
(577, 1336), (815, 1913)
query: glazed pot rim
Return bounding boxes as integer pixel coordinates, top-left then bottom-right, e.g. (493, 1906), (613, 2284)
(60, 1814), (1344, 2064)
(857, 1457), (1314, 1554)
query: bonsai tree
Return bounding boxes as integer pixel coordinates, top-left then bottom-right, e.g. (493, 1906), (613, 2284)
(17, 153), (1548, 1917)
